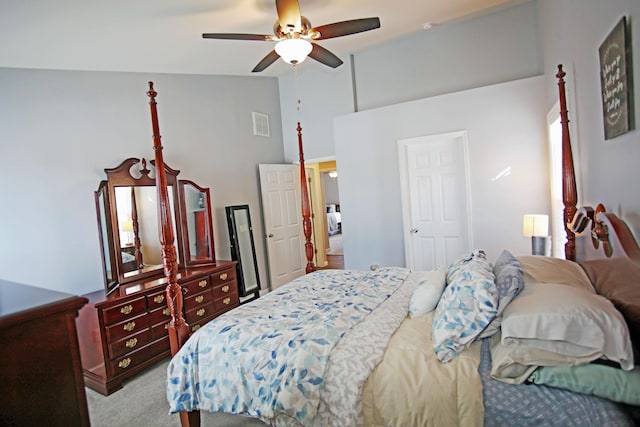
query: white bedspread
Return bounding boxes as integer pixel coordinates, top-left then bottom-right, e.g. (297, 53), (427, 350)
(166, 267), (414, 426)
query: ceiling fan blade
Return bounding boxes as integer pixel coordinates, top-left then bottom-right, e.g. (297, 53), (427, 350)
(275, 0), (302, 31)
(308, 43), (343, 68)
(252, 50), (281, 73)
(310, 17), (381, 40)
(203, 33), (275, 41)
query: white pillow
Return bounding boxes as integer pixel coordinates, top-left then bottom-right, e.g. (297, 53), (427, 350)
(408, 267), (446, 317)
(501, 280), (634, 371)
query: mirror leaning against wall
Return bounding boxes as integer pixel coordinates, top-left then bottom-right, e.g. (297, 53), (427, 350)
(226, 205), (261, 303)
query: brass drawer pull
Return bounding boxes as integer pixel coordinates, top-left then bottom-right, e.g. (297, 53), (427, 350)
(164, 323), (170, 330)
(153, 295), (165, 304)
(123, 321), (136, 332)
(125, 338), (138, 348)
(196, 308), (206, 317)
(162, 308), (171, 316)
(198, 280), (207, 288)
(118, 358), (132, 369)
(219, 273), (228, 281)
(195, 295), (204, 303)
(120, 305), (133, 315)
(192, 324), (201, 332)
(223, 297), (231, 305)
(221, 285), (230, 293)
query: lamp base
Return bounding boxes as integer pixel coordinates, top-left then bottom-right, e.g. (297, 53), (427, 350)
(531, 236), (550, 256)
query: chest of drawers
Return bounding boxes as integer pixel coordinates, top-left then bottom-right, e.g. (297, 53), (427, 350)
(0, 279), (90, 426)
(76, 262), (238, 395)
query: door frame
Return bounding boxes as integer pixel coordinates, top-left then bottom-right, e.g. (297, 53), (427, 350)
(397, 130), (473, 270)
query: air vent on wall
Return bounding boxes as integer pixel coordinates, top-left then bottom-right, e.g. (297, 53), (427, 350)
(252, 112), (270, 137)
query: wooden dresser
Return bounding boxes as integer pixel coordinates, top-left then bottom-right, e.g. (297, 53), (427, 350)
(76, 261), (239, 395)
(0, 279), (90, 426)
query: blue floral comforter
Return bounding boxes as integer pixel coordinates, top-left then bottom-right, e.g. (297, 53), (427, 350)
(166, 267), (412, 426)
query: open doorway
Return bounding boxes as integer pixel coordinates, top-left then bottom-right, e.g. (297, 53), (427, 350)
(309, 159), (344, 269)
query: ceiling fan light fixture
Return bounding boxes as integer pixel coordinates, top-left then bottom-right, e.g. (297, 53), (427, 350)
(275, 38), (312, 65)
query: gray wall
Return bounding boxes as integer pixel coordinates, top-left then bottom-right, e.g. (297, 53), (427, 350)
(0, 68), (284, 295)
(335, 76), (548, 269)
(278, 1), (542, 163)
(538, 0), (640, 236)
(278, 1), (545, 268)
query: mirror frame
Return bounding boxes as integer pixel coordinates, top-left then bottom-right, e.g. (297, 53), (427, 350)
(95, 180), (118, 293)
(99, 157), (185, 288)
(178, 179), (216, 266)
(225, 204), (261, 300)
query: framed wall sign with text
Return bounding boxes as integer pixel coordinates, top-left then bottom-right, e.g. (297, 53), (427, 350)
(599, 17), (632, 140)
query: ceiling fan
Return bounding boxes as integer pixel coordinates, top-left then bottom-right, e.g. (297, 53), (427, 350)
(202, 0), (381, 72)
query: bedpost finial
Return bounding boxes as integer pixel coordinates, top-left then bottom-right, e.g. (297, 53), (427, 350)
(556, 64), (566, 80)
(147, 81), (157, 101)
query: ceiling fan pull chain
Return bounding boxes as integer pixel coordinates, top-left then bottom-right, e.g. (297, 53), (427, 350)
(294, 65), (302, 113)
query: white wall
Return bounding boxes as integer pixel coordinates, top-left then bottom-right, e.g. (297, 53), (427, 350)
(537, 0), (640, 237)
(0, 68), (284, 295)
(334, 76), (548, 269)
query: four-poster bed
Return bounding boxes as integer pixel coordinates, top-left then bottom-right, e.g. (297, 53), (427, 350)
(144, 65), (640, 426)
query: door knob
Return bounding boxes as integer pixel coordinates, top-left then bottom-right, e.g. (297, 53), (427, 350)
(410, 228), (419, 234)
(268, 233), (274, 238)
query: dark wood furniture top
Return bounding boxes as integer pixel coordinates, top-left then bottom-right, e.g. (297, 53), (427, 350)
(0, 279), (89, 427)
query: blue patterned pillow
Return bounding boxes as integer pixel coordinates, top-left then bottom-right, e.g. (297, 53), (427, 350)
(479, 250), (525, 338)
(432, 250), (498, 363)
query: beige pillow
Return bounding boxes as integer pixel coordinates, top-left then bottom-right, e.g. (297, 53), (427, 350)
(517, 256), (595, 293)
(492, 281), (634, 384)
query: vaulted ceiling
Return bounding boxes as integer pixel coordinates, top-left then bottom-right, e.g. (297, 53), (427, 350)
(0, 0), (517, 77)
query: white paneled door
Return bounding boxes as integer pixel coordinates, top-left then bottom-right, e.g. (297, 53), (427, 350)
(398, 131), (472, 271)
(258, 164), (305, 290)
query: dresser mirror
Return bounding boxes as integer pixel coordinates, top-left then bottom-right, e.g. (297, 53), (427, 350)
(179, 180), (216, 266)
(95, 157), (188, 293)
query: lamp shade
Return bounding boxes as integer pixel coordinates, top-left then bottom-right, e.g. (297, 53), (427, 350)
(275, 39), (312, 65)
(523, 214), (549, 237)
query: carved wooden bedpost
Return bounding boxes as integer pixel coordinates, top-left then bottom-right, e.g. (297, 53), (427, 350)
(556, 65), (578, 261)
(146, 82), (191, 355)
(298, 122), (316, 273)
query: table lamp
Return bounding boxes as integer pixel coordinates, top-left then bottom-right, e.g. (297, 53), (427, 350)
(523, 214), (549, 255)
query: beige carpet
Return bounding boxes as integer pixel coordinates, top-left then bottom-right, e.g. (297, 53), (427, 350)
(86, 357), (267, 427)
(327, 233), (343, 255)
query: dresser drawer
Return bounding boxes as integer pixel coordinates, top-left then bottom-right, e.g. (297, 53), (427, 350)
(109, 337), (169, 376)
(102, 296), (146, 326)
(146, 289), (168, 311)
(105, 312), (149, 342)
(148, 305), (172, 328)
(212, 280), (238, 300)
(185, 301), (215, 324)
(211, 268), (236, 286)
(215, 293), (239, 313)
(108, 328), (151, 359)
(184, 288), (213, 312)
(182, 276), (211, 295)
(150, 319), (171, 341)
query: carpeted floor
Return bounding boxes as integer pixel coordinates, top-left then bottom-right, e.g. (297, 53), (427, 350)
(86, 357), (267, 427)
(327, 232), (343, 255)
